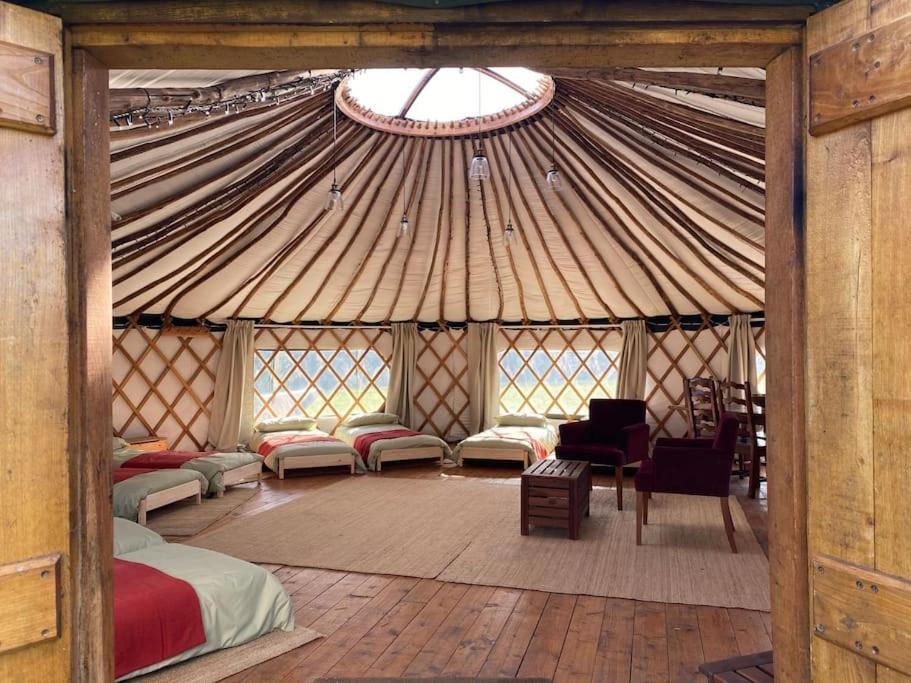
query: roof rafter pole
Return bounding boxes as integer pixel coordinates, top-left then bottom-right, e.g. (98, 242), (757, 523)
(582, 79), (765, 161)
(517, 122), (672, 317)
(475, 67), (533, 99)
(553, 108), (765, 308)
(124, 115), (366, 316)
(460, 137), (472, 321)
(319, 135), (421, 323)
(112, 103), (344, 274)
(546, 67), (766, 106)
(291, 134), (408, 323)
(555, 98), (766, 285)
(489, 129), (587, 322)
(524, 118), (715, 314)
(473, 139), (506, 322)
(438, 138), (457, 322)
(383, 137), (438, 323)
(480, 131), (527, 324)
(509, 124), (628, 320)
(108, 69), (328, 115)
(556, 90), (765, 228)
(412, 140), (449, 321)
(112, 92), (328, 200)
(261, 133), (394, 322)
(354, 137), (432, 321)
(397, 68), (439, 118)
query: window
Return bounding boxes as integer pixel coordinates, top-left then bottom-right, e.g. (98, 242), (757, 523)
(498, 329), (621, 419)
(253, 345), (389, 422)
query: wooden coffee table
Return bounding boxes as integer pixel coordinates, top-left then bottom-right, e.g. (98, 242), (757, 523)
(521, 459), (591, 539)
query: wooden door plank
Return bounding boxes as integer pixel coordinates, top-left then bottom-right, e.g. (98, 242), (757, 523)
(477, 590), (549, 678)
(516, 593), (576, 679)
(0, 39), (53, 134)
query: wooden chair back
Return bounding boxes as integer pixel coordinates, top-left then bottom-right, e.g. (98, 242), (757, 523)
(684, 377), (721, 437)
(718, 379), (764, 448)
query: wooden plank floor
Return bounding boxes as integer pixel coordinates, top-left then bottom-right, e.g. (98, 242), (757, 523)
(193, 462), (769, 682)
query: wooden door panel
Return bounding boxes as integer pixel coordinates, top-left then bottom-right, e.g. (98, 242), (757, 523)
(806, 0), (911, 680)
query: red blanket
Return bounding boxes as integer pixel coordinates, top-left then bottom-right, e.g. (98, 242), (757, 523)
(114, 558), (207, 678)
(257, 433), (340, 457)
(120, 450), (210, 469)
(112, 468), (157, 484)
(352, 428), (421, 459)
(491, 428), (548, 462)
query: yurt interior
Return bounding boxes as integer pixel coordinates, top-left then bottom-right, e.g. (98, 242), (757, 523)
(5, 0), (911, 681)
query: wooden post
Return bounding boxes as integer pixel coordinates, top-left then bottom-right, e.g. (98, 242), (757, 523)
(65, 46), (113, 679)
(765, 46), (809, 682)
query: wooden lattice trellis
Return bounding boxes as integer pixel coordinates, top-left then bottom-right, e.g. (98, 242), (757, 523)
(112, 323), (222, 450)
(113, 321), (767, 449)
(498, 327), (622, 418)
(252, 327), (391, 428)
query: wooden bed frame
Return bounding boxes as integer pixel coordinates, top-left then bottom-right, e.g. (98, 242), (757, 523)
(136, 480), (202, 526)
(276, 452), (357, 479)
(458, 446), (536, 468)
(217, 460), (264, 496)
(374, 446), (446, 471)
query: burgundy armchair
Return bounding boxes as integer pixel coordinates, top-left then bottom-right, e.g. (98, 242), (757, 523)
(555, 399), (650, 510)
(634, 413), (740, 552)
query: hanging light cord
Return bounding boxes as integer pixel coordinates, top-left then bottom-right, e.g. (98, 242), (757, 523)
(551, 108), (557, 167)
(507, 133), (513, 225)
(477, 70), (483, 147)
(401, 139), (406, 217)
(332, 97), (338, 185)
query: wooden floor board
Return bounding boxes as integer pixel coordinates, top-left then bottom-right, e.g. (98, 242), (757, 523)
(184, 463), (769, 682)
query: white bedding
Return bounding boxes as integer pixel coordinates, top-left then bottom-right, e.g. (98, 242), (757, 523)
(452, 423), (559, 466)
(248, 428), (365, 473)
(114, 522), (294, 680)
(335, 422), (452, 470)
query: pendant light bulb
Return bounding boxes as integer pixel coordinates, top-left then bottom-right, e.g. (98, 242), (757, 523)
(325, 182), (344, 211)
(546, 164), (564, 192)
(399, 214), (410, 236)
(469, 147), (490, 180)
(504, 221), (516, 245)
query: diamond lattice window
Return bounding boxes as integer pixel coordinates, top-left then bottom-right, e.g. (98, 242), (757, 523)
(252, 328), (390, 423)
(498, 328), (621, 419)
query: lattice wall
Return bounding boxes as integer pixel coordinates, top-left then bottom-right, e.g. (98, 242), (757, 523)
(113, 321), (766, 448)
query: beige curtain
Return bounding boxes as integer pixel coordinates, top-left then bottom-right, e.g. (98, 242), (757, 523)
(207, 320), (254, 450)
(617, 319), (647, 400)
(727, 313), (758, 390)
(467, 322), (499, 433)
(385, 322), (418, 428)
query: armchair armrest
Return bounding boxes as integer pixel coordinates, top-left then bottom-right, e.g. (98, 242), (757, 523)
(654, 437), (713, 448)
(619, 422), (650, 463)
(559, 419), (591, 445)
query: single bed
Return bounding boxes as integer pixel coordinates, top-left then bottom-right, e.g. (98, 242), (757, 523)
(113, 437), (262, 497)
(453, 414), (560, 468)
(113, 518), (295, 680)
(112, 468), (207, 525)
(335, 412), (452, 471)
(248, 416), (365, 478)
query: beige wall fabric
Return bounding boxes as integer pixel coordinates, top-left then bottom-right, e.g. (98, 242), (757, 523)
(617, 319), (648, 399)
(727, 314), (758, 390)
(207, 320), (254, 450)
(385, 322), (418, 428)
(467, 322), (499, 433)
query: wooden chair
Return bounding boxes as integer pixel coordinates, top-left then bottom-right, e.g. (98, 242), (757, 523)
(718, 379), (766, 498)
(684, 377), (721, 438)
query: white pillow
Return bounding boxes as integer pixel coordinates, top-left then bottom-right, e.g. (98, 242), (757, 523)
(496, 413), (548, 428)
(113, 518), (165, 556)
(344, 412), (400, 428)
(255, 416), (318, 433)
(112, 436), (129, 452)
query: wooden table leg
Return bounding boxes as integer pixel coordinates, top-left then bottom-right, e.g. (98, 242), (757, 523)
(520, 477), (529, 536)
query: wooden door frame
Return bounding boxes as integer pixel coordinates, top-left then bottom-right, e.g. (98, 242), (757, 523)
(53, 2), (809, 679)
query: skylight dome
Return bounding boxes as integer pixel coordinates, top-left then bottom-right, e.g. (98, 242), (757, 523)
(336, 67), (554, 137)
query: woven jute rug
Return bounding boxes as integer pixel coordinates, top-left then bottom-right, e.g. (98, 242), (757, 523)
(135, 625), (321, 682)
(188, 477), (770, 610)
(147, 485), (259, 538)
